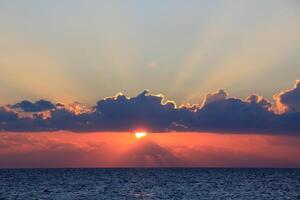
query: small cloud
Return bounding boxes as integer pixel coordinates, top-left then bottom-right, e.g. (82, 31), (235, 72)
(12, 100), (55, 112)
(147, 61), (158, 69)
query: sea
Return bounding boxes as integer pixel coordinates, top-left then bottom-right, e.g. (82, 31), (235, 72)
(0, 168), (299, 200)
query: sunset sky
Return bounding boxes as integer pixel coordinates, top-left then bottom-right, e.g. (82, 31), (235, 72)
(0, 0), (300, 168)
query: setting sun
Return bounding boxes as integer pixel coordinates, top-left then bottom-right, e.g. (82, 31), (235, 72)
(135, 132), (147, 139)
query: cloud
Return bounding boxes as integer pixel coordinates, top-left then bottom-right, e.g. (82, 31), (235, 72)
(1, 80), (300, 133)
(2, 132), (299, 168)
(191, 93), (274, 132)
(0, 133), (118, 168)
(178, 146), (298, 168)
(201, 89), (227, 107)
(94, 90), (177, 131)
(0, 107), (18, 122)
(11, 100), (55, 112)
(119, 139), (184, 167)
(274, 80), (300, 113)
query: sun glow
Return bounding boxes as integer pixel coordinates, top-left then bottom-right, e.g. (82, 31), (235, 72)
(135, 132), (147, 139)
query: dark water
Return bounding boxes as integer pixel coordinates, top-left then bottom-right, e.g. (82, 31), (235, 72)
(0, 169), (299, 200)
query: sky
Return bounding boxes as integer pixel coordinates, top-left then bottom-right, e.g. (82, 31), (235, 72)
(1, 0), (300, 105)
(0, 1), (300, 168)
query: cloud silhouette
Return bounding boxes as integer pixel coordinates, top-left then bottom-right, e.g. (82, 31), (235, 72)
(201, 89), (228, 107)
(274, 80), (300, 113)
(94, 91), (177, 131)
(190, 93), (274, 132)
(11, 100), (55, 112)
(1, 80), (300, 133)
(119, 139), (184, 167)
(0, 107), (18, 123)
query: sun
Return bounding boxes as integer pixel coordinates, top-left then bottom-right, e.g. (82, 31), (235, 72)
(135, 132), (147, 139)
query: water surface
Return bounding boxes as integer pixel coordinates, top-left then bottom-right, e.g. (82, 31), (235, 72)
(0, 168), (299, 199)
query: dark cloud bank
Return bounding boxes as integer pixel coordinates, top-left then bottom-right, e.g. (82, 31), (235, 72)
(1, 80), (300, 134)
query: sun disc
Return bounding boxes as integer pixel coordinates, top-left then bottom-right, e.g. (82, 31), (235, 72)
(135, 132), (147, 139)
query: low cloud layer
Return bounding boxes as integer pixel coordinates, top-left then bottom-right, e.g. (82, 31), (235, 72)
(1, 132), (299, 168)
(1, 80), (300, 133)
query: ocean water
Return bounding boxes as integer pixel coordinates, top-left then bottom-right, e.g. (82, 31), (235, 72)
(0, 169), (299, 200)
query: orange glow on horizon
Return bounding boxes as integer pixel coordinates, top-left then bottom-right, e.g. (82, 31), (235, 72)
(0, 131), (300, 168)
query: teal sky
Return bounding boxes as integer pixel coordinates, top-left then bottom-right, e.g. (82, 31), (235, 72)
(0, 0), (300, 105)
